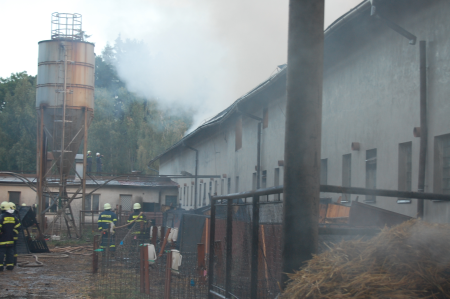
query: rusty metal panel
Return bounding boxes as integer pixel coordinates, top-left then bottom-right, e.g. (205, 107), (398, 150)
(36, 40), (95, 109)
(349, 201), (413, 228)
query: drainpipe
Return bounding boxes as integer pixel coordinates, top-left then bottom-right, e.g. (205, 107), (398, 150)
(417, 41), (427, 218)
(237, 108), (262, 189)
(183, 143), (199, 209)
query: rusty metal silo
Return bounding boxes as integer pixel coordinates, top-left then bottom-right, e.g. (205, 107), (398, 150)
(36, 13), (94, 236)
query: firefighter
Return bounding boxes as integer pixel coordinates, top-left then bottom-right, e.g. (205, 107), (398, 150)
(96, 153), (103, 173)
(8, 202), (20, 266)
(97, 203), (117, 252)
(0, 201), (20, 271)
(127, 203), (147, 242)
(86, 151), (93, 174)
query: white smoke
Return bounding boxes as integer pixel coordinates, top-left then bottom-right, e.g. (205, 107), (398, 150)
(101, 0), (362, 131)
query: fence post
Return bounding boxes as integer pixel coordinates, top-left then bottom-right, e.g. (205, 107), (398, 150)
(250, 195), (260, 299)
(208, 198), (216, 299)
(197, 243), (206, 285)
(93, 234), (99, 274)
(152, 225), (157, 245)
(140, 245), (145, 294)
(144, 244), (150, 294)
(164, 250), (172, 299)
(225, 198), (233, 298)
(79, 210), (82, 238)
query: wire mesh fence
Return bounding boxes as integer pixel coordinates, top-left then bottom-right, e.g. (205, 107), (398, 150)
(92, 220), (209, 298)
(208, 196), (284, 299)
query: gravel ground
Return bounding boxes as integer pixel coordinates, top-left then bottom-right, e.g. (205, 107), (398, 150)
(0, 252), (94, 298)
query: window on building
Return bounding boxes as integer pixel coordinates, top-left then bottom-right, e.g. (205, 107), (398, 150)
(263, 107), (269, 129)
(252, 172), (257, 190)
(120, 194), (133, 211)
(143, 202), (160, 212)
(208, 182), (212, 205)
(183, 187), (186, 206)
(45, 193), (58, 213)
(8, 191), (20, 205)
(235, 117), (242, 151)
(199, 183), (202, 207)
(365, 149), (377, 203)
(227, 178), (231, 194)
(85, 194), (100, 214)
(398, 142), (412, 204)
(434, 134), (450, 197)
(342, 154), (351, 203)
(214, 180), (218, 196)
(165, 196), (177, 208)
(320, 159), (328, 185)
(274, 168), (280, 200)
(221, 179), (224, 195)
(187, 186), (190, 206)
(203, 183), (208, 206)
(262, 170), (267, 200)
(191, 186), (194, 206)
(235, 176), (239, 193)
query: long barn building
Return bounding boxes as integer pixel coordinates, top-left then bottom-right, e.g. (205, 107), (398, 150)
(153, 0), (450, 223)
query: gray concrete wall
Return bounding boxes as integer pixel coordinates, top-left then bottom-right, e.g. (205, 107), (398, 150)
(160, 0), (450, 222)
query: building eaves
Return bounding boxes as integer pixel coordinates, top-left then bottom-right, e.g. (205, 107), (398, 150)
(149, 65), (288, 165)
(150, 0), (387, 164)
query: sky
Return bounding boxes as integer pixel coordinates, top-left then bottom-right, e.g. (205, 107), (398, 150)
(0, 0), (362, 127)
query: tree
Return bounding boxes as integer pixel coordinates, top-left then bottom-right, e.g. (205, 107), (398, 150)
(0, 72), (37, 172)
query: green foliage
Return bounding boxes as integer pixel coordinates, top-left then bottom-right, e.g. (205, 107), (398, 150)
(0, 72), (37, 172)
(87, 37), (192, 174)
(0, 39), (192, 174)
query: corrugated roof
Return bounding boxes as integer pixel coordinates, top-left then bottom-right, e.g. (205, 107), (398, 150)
(0, 175), (178, 188)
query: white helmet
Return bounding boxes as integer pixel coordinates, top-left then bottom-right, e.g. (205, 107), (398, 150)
(104, 203), (112, 210)
(133, 203), (141, 210)
(0, 201), (8, 211)
(21, 203), (26, 206)
(8, 202), (16, 210)
(96, 153), (100, 156)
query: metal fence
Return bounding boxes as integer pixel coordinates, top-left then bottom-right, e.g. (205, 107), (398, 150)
(208, 187), (284, 299)
(92, 223), (208, 298)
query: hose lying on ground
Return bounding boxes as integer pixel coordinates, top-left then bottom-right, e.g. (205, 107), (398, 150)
(52, 245), (93, 256)
(17, 253), (69, 267)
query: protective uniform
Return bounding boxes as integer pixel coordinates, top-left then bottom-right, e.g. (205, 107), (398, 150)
(86, 151), (93, 173)
(8, 202), (20, 265)
(127, 203), (147, 242)
(96, 153), (103, 173)
(97, 203), (117, 251)
(0, 202), (20, 271)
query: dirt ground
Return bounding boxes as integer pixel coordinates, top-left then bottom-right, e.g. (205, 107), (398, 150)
(0, 252), (94, 298)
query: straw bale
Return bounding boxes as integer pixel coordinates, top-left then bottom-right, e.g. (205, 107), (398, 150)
(283, 219), (450, 298)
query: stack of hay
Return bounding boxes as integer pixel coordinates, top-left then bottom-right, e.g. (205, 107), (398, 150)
(283, 219), (450, 298)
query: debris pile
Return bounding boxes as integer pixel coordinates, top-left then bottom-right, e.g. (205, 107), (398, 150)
(283, 219), (450, 298)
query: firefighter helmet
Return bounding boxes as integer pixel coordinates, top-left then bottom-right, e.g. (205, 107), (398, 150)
(104, 203), (112, 210)
(133, 203), (141, 210)
(1, 201), (9, 211)
(8, 202), (16, 210)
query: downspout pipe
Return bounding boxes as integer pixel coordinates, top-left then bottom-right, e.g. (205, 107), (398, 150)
(237, 107), (263, 189)
(183, 143), (199, 209)
(417, 41), (427, 218)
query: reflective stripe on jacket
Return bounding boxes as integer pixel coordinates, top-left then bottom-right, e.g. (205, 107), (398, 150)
(0, 212), (20, 247)
(97, 210), (118, 230)
(127, 211), (147, 231)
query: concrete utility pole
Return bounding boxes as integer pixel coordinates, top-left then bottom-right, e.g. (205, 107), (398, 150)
(282, 0), (325, 288)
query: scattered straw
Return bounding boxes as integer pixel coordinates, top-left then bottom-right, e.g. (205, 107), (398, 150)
(283, 219), (450, 298)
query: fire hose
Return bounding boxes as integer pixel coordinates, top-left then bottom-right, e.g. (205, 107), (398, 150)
(17, 253), (69, 267)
